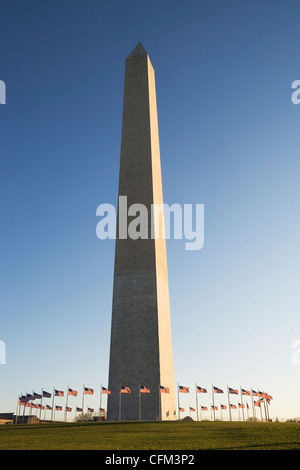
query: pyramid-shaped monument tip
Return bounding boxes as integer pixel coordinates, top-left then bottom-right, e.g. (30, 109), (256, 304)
(127, 42), (148, 59)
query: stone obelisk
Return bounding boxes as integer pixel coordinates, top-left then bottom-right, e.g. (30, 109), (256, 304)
(107, 43), (176, 421)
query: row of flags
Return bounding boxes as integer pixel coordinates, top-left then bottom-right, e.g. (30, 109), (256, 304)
(16, 383), (273, 422)
(16, 385), (112, 423)
(17, 384), (171, 422)
(179, 402), (264, 413)
(18, 384), (170, 404)
(177, 384), (273, 421)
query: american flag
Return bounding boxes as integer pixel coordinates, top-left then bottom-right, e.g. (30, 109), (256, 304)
(179, 407), (185, 412)
(241, 389), (251, 396)
(179, 385), (189, 393)
(20, 395), (29, 402)
(230, 404), (237, 409)
(43, 390), (52, 398)
(19, 400), (27, 406)
(221, 404), (227, 410)
(238, 403), (245, 408)
(87, 407), (94, 412)
(56, 406), (62, 411)
(201, 406), (208, 411)
(68, 388), (78, 396)
(66, 406), (72, 412)
(101, 387), (111, 394)
(55, 389), (64, 397)
(140, 385), (150, 393)
(84, 387), (94, 395)
(213, 386), (223, 394)
(228, 387), (238, 395)
(197, 386), (207, 393)
(76, 407), (82, 412)
(34, 392), (42, 399)
(160, 385), (170, 393)
(211, 405), (218, 410)
(189, 407), (196, 412)
(120, 386), (130, 394)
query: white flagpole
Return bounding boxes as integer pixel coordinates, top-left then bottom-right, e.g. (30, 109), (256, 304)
(211, 384), (215, 421)
(51, 387), (55, 422)
(258, 387), (263, 421)
(15, 394), (20, 425)
(250, 387), (255, 420)
(30, 390), (34, 421)
(39, 389), (43, 421)
(240, 387), (245, 421)
(22, 391), (26, 422)
(82, 385), (85, 416)
(263, 392), (267, 421)
(99, 384), (102, 419)
(65, 386), (69, 422)
(227, 386), (232, 421)
(266, 398), (270, 421)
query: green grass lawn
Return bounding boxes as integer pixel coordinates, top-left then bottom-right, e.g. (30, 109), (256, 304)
(0, 421), (299, 450)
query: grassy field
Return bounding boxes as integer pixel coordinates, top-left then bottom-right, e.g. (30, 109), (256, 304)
(0, 420), (299, 450)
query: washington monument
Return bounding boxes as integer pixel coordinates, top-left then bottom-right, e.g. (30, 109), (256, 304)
(107, 43), (176, 421)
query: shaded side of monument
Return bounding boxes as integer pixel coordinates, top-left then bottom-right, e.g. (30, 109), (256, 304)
(107, 43), (176, 421)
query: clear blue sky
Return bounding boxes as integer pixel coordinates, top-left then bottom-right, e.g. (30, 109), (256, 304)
(1, 0), (300, 421)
